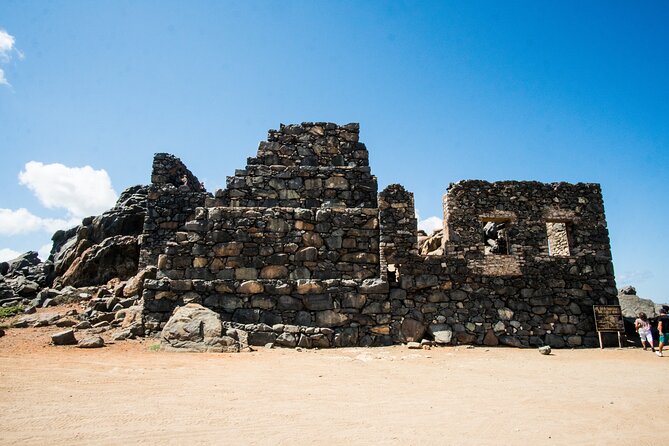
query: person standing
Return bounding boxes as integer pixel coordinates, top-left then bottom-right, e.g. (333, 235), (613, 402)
(656, 308), (669, 357)
(635, 312), (655, 352)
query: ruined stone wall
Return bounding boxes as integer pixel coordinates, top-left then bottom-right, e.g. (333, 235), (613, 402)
(158, 206), (380, 282)
(139, 154), (209, 268)
(443, 180), (611, 258)
(378, 184), (419, 266)
(215, 123), (378, 208)
(150, 153), (206, 192)
(385, 180), (618, 348)
(141, 123), (618, 349)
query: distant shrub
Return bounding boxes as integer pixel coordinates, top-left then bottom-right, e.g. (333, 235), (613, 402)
(0, 305), (24, 319)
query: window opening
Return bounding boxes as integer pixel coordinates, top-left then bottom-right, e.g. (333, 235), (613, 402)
(483, 220), (510, 255)
(546, 222), (571, 256)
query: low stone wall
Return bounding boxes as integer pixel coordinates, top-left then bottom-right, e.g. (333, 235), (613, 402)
(389, 253), (617, 348)
(143, 276), (393, 347)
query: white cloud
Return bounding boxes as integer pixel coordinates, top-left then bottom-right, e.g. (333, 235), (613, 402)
(0, 29), (22, 87)
(418, 216), (443, 234)
(0, 248), (21, 262)
(0, 208), (79, 236)
(19, 161), (118, 218)
(0, 29), (15, 60)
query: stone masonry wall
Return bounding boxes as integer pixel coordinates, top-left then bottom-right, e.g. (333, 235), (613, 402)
(214, 123), (378, 208)
(139, 154), (209, 268)
(141, 123), (618, 349)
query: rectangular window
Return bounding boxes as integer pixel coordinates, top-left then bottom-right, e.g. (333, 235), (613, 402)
(482, 220), (511, 255)
(546, 222), (571, 256)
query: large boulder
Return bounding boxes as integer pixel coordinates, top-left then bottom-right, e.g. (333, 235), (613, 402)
(56, 236), (139, 287)
(160, 303), (240, 353)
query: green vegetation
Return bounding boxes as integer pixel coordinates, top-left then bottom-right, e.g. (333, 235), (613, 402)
(148, 343), (161, 352)
(0, 305), (24, 319)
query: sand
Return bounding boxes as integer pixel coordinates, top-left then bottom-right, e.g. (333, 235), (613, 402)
(0, 325), (666, 446)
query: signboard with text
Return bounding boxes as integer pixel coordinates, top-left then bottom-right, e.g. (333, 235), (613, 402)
(593, 305), (624, 332)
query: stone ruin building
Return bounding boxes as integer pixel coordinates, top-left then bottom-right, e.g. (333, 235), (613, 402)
(139, 122), (618, 349)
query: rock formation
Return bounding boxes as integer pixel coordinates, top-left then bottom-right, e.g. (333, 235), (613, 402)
(50, 185), (148, 287)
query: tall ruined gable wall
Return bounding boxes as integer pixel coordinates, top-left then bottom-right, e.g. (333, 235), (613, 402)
(214, 123), (378, 209)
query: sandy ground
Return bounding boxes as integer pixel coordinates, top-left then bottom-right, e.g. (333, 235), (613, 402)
(0, 322), (667, 446)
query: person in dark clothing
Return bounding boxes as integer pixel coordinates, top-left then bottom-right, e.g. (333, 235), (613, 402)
(657, 308), (669, 357)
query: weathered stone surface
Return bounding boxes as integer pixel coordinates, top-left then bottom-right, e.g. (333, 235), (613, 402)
(160, 304), (239, 353)
(248, 331), (277, 346)
(123, 266), (157, 297)
(58, 235), (139, 287)
(275, 332), (298, 348)
(238, 280), (264, 294)
(77, 336), (105, 349)
(483, 329), (499, 346)
(545, 334), (566, 349)
(359, 278), (389, 294)
(539, 345), (552, 355)
(214, 242), (244, 257)
(429, 324), (453, 345)
(401, 318), (425, 342)
(302, 294), (333, 311)
(498, 335), (523, 348)
(315, 310), (348, 327)
(618, 291), (658, 318)
(295, 280), (323, 294)
(52, 329), (77, 346)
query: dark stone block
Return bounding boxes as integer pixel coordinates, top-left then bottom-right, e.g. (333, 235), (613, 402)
(248, 331), (277, 346)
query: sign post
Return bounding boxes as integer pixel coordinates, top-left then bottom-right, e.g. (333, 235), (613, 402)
(593, 305), (624, 348)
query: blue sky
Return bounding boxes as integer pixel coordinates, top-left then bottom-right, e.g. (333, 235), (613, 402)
(0, 1), (667, 301)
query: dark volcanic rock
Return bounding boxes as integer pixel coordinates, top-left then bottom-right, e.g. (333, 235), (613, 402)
(51, 329), (77, 345)
(57, 235), (139, 287)
(77, 336), (105, 348)
(51, 185), (148, 286)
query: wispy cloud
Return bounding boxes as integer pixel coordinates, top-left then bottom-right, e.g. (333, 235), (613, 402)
(0, 28), (22, 87)
(618, 270), (654, 286)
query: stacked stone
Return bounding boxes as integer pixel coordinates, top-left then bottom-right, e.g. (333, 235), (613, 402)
(150, 153), (206, 192)
(443, 180), (612, 258)
(215, 122), (378, 208)
(139, 155), (209, 268)
(160, 206), (380, 282)
(390, 253), (616, 348)
(140, 125), (618, 349)
(143, 275), (394, 346)
(386, 179), (618, 348)
(379, 184), (419, 266)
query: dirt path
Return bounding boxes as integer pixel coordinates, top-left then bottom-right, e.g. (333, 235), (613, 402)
(0, 327), (666, 445)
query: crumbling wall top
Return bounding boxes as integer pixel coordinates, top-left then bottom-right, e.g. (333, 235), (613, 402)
(151, 153), (206, 192)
